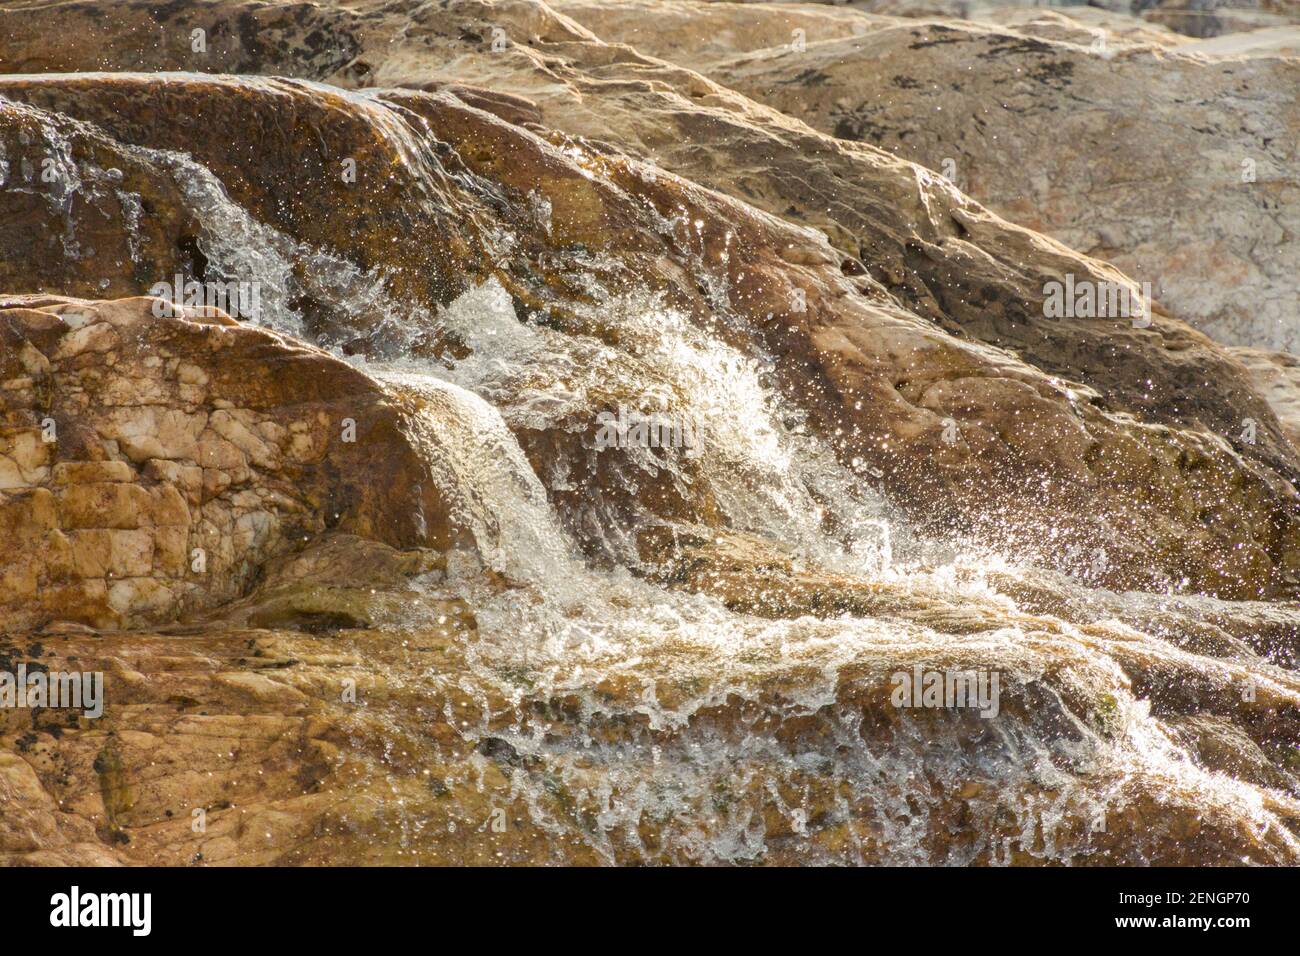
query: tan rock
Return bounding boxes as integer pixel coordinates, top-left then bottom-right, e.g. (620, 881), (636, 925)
(784, 0), (1300, 39)
(1230, 346), (1300, 449)
(0, 1), (1296, 870)
(0, 296), (455, 629)
(1144, 0), (1300, 37)
(2, 552), (1299, 865)
(52, 460), (135, 485)
(560, 3), (1300, 355)
(1179, 24), (1300, 54)
(978, 6), (1194, 47)
(56, 483), (153, 530)
(0, 25), (1298, 596)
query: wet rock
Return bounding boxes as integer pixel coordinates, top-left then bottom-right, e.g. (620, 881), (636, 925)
(211, 532), (454, 632)
(0, 74), (486, 344)
(0, 295), (453, 629)
(0, 58), (1296, 596)
(561, 4), (1300, 356)
(0, 95), (205, 305)
(3, 582), (1298, 864)
(1230, 347), (1300, 450)
(0, 0), (1298, 869)
(1166, 714), (1297, 792)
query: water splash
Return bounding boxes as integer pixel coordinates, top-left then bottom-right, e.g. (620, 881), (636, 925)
(113, 92), (1300, 864)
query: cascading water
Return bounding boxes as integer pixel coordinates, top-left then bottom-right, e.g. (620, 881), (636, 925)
(129, 83), (1300, 865)
(378, 284), (1300, 865)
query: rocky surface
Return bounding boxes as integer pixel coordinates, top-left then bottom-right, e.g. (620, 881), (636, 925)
(3, 2), (1300, 599)
(0, 295), (451, 630)
(1142, 0), (1300, 37)
(759, 0), (1300, 38)
(1231, 346), (1300, 449)
(977, 5), (1194, 46)
(554, 0), (894, 61)
(1180, 22), (1300, 51)
(4, 521), (1299, 865)
(0, 0), (1298, 867)
(556, 1), (1300, 355)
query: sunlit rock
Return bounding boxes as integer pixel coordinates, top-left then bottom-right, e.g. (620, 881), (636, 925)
(0, 295), (453, 629)
(1, 0), (1299, 869)
(1, 63), (1297, 595)
(558, 2), (1300, 357)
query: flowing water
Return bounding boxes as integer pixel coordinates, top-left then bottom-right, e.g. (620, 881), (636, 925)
(101, 80), (1300, 864)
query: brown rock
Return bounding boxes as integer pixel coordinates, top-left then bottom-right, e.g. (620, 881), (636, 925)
(560, 3), (1300, 358)
(0, 27), (1297, 594)
(3, 557), (1299, 865)
(0, 295), (453, 629)
(0, 0), (1297, 872)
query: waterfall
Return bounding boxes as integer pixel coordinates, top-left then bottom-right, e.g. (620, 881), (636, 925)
(133, 85), (1300, 865)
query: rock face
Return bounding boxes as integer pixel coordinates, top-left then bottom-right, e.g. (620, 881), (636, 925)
(1180, 22), (1300, 52)
(768, 0), (1300, 38)
(977, 5), (1194, 46)
(557, 1), (1300, 355)
(6, 524), (1300, 866)
(554, 0), (895, 60)
(2, 2), (1299, 599)
(0, 295), (450, 630)
(1, 0), (1299, 868)
(1231, 346), (1300, 448)
(1142, 0), (1300, 37)
(0, 74), (489, 344)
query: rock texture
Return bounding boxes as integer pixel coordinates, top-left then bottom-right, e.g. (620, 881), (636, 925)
(5, 525), (1300, 866)
(557, 1), (1300, 355)
(1, 0), (1299, 868)
(978, 5), (1194, 46)
(1180, 22), (1300, 52)
(1231, 346), (1300, 449)
(768, 0), (1300, 38)
(2, 2), (1299, 598)
(554, 0), (894, 61)
(1142, 0), (1300, 37)
(0, 295), (451, 630)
